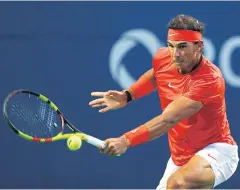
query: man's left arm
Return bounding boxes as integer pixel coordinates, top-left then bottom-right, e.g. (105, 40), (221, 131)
(103, 96), (203, 155)
(141, 96), (203, 140)
(124, 75), (221, 147)
(103, 76), (221, 155)
(123, 96), (203, 147)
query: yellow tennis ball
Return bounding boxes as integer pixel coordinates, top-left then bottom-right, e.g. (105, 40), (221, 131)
(67, 135), (82, 151)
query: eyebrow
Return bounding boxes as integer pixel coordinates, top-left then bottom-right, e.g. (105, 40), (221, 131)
(167, 42), (187, 46)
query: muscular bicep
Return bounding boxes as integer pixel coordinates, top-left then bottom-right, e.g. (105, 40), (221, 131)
(147, 68), (156, 87)
(127, 68), (156, 100)
(162, 96), (203, 123)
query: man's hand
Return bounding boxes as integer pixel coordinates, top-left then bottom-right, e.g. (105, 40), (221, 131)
(89, 90), (128, 113)
(102, 136), (130, 156)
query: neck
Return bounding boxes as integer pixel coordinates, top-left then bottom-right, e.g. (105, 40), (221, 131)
(178, 54), (202, 75)
(190, 54), (202, 72)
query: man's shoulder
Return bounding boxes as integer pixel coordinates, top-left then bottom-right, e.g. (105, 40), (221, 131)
(153, 47), (170, 60)
(186, 58), (226, 96)
(152, 47), (171, 69)
(192, 57), (223, 82)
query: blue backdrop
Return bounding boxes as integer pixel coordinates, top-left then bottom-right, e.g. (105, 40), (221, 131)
(0, 2), (239, 189)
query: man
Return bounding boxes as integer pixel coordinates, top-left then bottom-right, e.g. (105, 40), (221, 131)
(89, 14), (239, 189)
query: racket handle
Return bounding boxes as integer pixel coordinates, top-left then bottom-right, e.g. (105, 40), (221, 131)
(86, 135), (106, 149)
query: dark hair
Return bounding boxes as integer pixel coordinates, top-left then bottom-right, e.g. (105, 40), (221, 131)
(168, 14), (205, 34)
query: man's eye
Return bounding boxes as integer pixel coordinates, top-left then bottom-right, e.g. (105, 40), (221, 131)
(178, 45), (186, 49)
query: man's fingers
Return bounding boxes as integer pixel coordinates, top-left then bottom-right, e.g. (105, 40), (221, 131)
(89, 98), (105, 106)
(103, 140), (111, 154)
(102, 139), (122, 156)
(108, 150), (117, 156)
(105, 90), (122, 96)
(103, 147), (110, 154)
(99, 107), (110, 113)
(91, 92), (106, 97)
(91, 104), (106, 108)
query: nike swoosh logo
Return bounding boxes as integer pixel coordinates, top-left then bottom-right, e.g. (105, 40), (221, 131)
(169, 33), (178, 36)
(168, 83), (177, 89)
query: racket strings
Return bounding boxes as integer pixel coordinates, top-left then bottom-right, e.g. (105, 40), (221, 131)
(8, 94), (62, 138)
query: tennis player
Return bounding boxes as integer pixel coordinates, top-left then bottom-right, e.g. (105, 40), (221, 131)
(89, 14), (239, 189)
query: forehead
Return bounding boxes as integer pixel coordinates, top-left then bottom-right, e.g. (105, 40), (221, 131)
(167, 40), (191, 46)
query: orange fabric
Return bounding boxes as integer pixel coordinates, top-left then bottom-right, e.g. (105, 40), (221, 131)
(168, 29), (202, 42)
(152, 47), (236, 166)
(129, 73), (155, 100)
(124, 125), (150, 147)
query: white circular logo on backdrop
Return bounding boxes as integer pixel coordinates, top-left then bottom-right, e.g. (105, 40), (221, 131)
(109, 29), (163, 89)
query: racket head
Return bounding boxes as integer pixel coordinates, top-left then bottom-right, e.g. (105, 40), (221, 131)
(3, 89), (65, 142)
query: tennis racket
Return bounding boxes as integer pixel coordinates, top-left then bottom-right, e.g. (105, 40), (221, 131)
(3, 89), (106, 150)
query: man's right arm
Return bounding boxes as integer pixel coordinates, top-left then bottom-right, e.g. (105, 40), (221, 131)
(89, 69), (156, 113)
(125, 68), (156, 101)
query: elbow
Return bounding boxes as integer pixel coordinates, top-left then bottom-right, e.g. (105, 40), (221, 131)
(161, 111), (180, 125)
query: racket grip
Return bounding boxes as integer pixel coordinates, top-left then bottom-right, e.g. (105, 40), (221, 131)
(86, 135), (106, 149)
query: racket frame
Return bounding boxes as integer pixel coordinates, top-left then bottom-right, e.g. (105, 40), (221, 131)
(3, 89), (106, 149)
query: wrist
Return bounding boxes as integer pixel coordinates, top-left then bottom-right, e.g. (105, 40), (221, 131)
(124, 125), (150, 147)
(121, 135), (131, 148)
(123, 90), (133, 103)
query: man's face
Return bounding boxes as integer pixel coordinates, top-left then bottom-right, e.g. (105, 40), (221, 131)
(167, 40), (202, 74)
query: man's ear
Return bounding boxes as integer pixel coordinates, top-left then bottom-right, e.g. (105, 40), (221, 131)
(197, 41), (204, 52)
